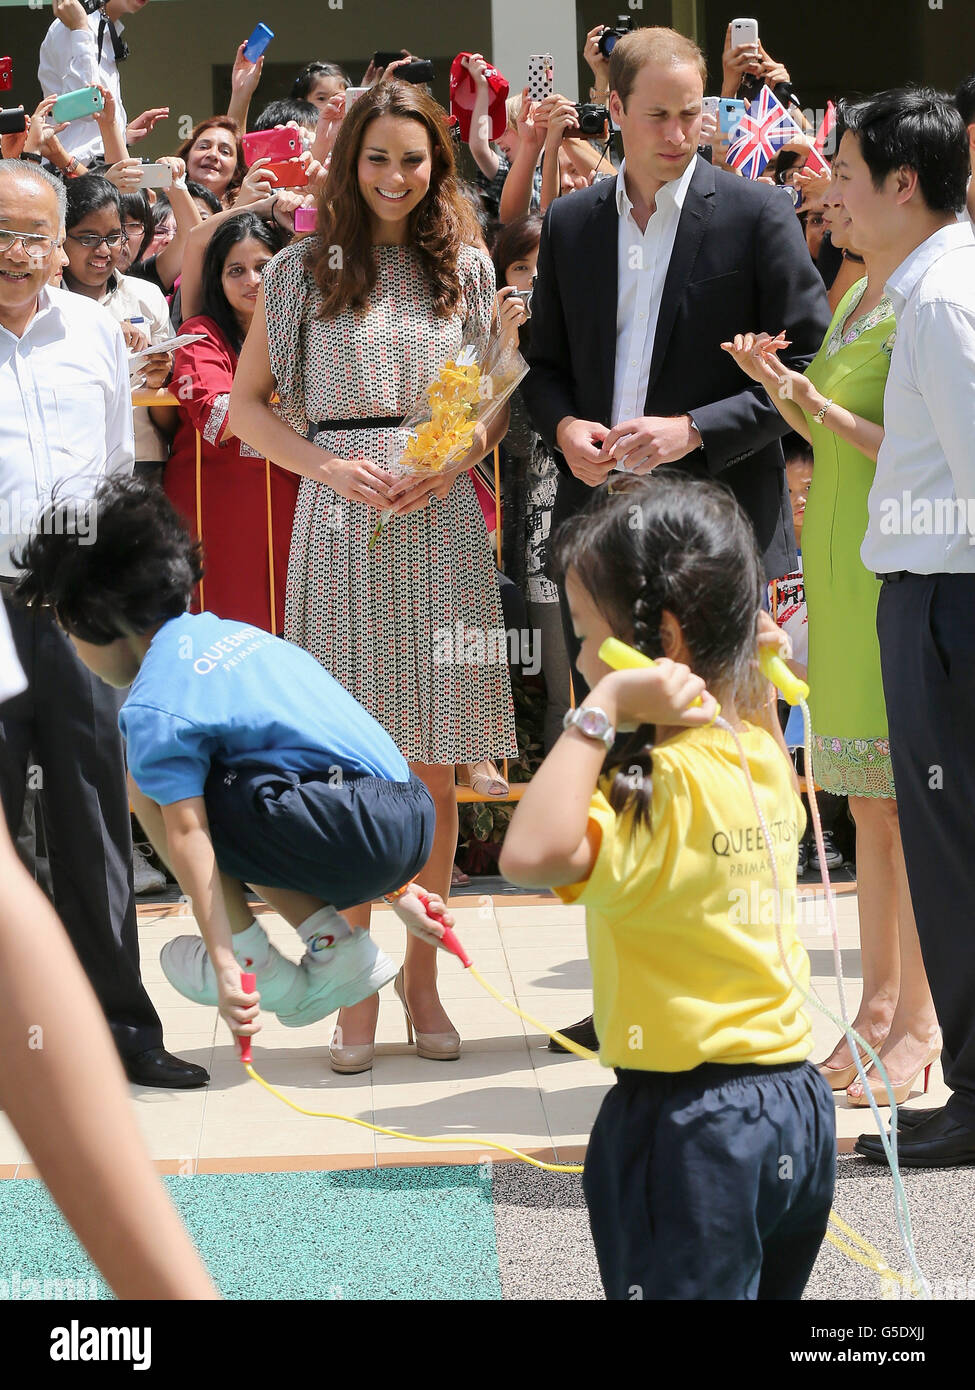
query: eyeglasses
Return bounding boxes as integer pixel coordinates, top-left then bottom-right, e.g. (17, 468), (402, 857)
(122, 221), (146, 237)
(0, 229), (56, 260)
(66, 231), (124, 249)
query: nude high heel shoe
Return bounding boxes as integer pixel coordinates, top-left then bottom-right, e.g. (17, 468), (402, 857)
(846, 1045), (942, 1109)
(393, 969), (461, 1060)
(329, 1004), (377, 1074)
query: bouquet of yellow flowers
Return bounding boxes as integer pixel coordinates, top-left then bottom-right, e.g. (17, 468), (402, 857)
(368, 333), (528, 551)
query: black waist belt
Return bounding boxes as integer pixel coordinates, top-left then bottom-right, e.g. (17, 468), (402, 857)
(307, 416), (402, 439)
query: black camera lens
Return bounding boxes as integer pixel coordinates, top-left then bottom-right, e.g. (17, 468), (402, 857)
(597, 15), (634, 59)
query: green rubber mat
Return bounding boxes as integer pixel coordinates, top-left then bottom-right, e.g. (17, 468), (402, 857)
(0, 1166), (502, 1300)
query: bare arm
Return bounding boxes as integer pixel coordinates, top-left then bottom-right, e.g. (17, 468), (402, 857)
(152, 160), (202, 292)
(0, 822), (217, 1299)
(465, 55), (500, 180)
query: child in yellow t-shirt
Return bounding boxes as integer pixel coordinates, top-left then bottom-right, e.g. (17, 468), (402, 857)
(500, 475), (835, 1301)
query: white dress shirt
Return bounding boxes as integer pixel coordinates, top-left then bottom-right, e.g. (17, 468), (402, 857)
(861, 220), (975, 575)
(98, 273), (174, 462)
(612, 154), (698, 437)
(0, 603), (27, 707)
(38, 12), (128, 165)
(0, 286), (135, 578)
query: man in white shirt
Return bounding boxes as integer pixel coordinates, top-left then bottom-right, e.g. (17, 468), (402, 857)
(0, 158), (205, 1088)
(38, 0), (167, 166)
(837, 91), (975, 1168)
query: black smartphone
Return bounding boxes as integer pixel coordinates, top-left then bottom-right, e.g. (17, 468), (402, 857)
(374, 50), (406, 68)
(0, 106), (27, 135)
(395, 59), (434, 85)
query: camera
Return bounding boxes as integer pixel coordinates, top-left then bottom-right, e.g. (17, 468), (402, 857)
(572, 102), (609, 136)
(597, 15), (634, 59)
(508, 279), (536, 318)
(394, 59), (434, 86)
(81, 0), (104, 13)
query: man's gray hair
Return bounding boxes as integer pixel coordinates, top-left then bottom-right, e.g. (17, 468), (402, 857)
(0, 157), (67, 230)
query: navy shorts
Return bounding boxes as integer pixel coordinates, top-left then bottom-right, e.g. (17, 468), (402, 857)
(583, 1059), (836, 1300)
(203, 763), (436, 909)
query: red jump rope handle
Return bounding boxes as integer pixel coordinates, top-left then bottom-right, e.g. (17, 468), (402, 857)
(416, 892), (473, 969)
(237, 970), (256, 1064)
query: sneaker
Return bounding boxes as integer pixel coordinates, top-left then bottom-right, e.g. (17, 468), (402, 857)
(809, 831), (844, 873)
(159, 934), (306, 1014)
(133, 844), (167, 895)
(276, 930), (399, 1028)
(797, 838), (810, 877)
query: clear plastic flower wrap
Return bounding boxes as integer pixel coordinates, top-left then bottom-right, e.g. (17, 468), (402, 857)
(368, 331), (528, 551)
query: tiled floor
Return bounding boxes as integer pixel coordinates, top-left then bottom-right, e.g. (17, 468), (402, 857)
(0, 885), (947, 1177)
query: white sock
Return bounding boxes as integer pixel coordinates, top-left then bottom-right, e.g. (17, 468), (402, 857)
(232, 919), (271, 968)
(297, 905), (352, 955)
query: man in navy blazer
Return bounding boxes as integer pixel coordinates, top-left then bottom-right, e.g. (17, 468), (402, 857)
(522, 26), (831, 690)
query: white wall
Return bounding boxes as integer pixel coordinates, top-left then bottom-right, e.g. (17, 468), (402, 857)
(490, 0), (580, 103)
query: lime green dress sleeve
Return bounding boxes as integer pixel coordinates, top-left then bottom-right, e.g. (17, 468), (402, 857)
(800, 279), (897, 798)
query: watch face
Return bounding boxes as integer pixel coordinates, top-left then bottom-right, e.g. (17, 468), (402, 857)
(579, 708), (606, 739)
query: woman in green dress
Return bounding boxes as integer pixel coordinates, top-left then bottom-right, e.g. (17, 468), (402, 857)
(722, 179), (940, 1109)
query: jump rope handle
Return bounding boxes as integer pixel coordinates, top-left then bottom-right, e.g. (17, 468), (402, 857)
(237, 970), (257, 1064)
(599, 637), (810, 708)
(416, 891), (473, 969)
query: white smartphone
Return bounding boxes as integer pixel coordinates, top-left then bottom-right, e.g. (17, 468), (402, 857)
(731, 18), (759, 53)
(527, 54), (554, 104)
(702, 96), (720, 118)
(137, 162), (173, 190)
(344, 86), (368, 114)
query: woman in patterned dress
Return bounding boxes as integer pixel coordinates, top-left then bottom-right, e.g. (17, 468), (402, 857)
(723, 168), (939, 1109)
(229, 81), (517, 1071)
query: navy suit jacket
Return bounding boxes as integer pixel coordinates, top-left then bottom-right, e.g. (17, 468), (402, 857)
(520, 157), (831, 579)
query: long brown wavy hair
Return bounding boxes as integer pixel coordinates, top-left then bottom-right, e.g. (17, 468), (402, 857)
(311, 81), (481, 319)
(174, 117), (246, 206)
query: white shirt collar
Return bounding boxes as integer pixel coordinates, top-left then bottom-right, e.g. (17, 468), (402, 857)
(885, 220), (975, 310)
(615, 153), (698, 220)
(0, 283), (59, 343)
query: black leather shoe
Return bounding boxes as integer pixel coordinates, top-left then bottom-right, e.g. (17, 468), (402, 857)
(124, 1048), (209, 1089)
(855, 1108), (975, 1167)
(549, 1013), (598, 1054)
(897, 1105), (945, 1130)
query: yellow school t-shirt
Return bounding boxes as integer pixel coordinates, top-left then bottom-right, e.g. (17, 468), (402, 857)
(555, 723), (814, 1071)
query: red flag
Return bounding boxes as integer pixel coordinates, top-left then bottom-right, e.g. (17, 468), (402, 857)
(802, 101), (836, 177)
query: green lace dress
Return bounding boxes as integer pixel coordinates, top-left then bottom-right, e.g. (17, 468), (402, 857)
(801, 279), (896, 797)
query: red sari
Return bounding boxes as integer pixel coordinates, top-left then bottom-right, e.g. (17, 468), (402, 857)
(165, 315), (299, 633)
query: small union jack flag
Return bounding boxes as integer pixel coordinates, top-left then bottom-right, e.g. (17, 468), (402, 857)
(726, 85), (807, 180)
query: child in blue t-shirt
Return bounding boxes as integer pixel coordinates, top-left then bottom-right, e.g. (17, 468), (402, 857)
(12, 479), (451, 1044)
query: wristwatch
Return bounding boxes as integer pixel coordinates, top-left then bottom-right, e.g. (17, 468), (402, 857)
(563, 705), (615, 751)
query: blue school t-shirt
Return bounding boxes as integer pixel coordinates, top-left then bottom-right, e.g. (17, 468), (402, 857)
(119, 613), (409, 806)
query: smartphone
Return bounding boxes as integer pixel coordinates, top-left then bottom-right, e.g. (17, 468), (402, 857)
(137, 162), (173, 190)
(527, 54), (554, 104)
(731, 18), (759, 53)
(702, 96), (720, 119)
(395, 59), (433, 85)
(261, 160), (309, 188)
(345, 86), (368, 114)
(374, 51), (406, 68)
(242, 127), (302, 167)
(52, 87), (105, 123)
(243, 22), (274, 64)
(0, 57), (12, 93)
(719, 98), (747, 138)
(293, 205), (317, 233)
(0, 107), (26, 135)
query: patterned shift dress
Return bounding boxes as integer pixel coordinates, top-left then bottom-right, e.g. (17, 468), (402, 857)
(262, 237), (517, 765)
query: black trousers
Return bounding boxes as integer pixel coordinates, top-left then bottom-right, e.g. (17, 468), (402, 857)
(0, 592), (163, 1058)
(877, 572), (975, 1129)
(583, 1061), (836, 1300)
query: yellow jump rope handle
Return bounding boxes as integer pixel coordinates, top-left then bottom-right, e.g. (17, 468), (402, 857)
(597, 637), (705, 707)
(757, 648), (809, 707)
(598, 638), (810, 708)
